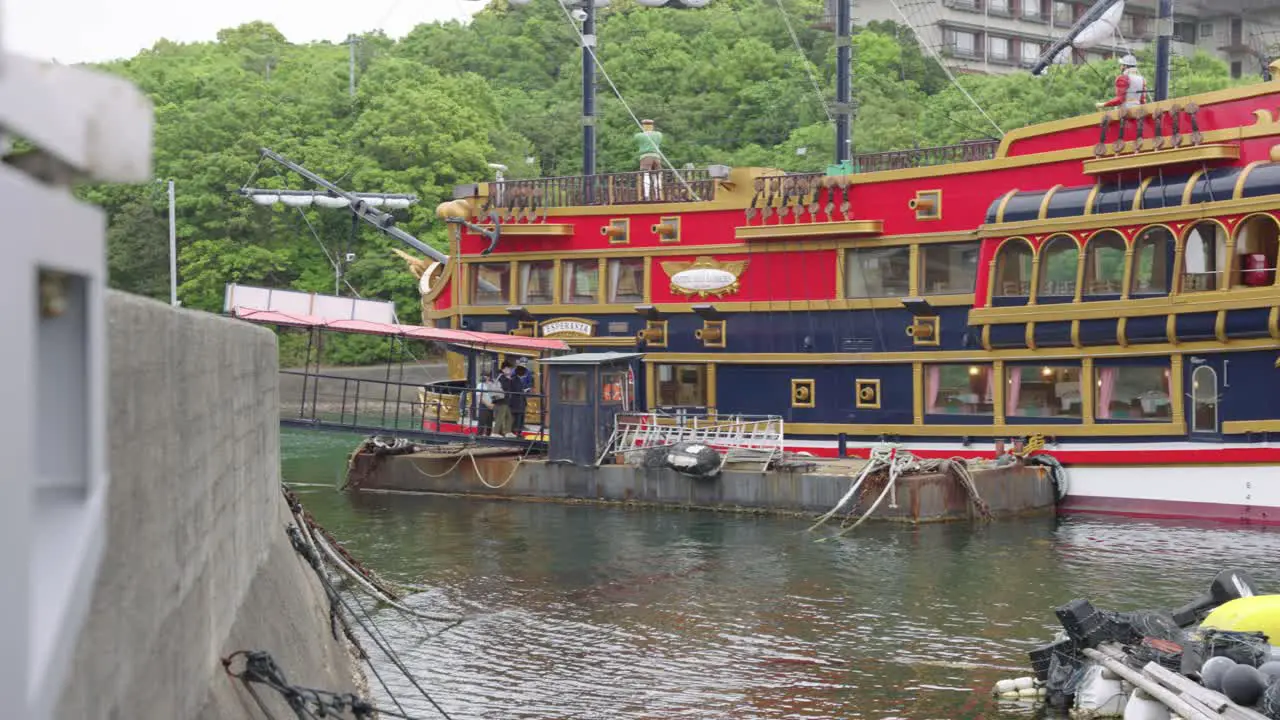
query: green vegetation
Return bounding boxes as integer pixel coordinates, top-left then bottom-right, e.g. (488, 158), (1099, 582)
(78, 0), (1244, 363)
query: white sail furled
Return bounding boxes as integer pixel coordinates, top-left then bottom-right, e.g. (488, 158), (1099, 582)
(1073, 0), (1125, 49)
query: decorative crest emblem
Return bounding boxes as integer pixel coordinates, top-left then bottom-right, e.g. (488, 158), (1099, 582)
(660, 256), (748, 298)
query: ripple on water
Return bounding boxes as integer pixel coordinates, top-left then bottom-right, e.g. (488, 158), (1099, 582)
(284, 437), (1280, 718)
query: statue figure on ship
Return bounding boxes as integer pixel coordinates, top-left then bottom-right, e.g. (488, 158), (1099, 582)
(1095, 54), (1148, 111)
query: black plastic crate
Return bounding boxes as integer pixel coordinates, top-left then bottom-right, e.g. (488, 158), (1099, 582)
(1055, 599), (1110, 648)
(1029, 638), (1075, 683)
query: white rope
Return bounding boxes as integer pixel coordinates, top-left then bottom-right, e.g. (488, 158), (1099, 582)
(771, 0), (833, 122)
(553, 1), (702, 201)
(468, 450), (524, 490)
(885, 0), (1005, 137)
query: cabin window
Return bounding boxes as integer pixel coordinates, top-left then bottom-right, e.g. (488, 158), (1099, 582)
(845, 247), (910, 298)
(994, 240), (1033, 297)
(518, 261), (554, 304)
(654, 363), (708, 408)
(607, 258), (645, 303)
(1037, 235), (1078, 299)
(558, 371), (589, 404)
(1130, 227), (1174, 296)
(1232, 215), (1280, 288)
(601, 371), (629, 407)
(562, 259), (600, 304)
(919, 242), (979, 294)
(1083, 231), (1126, 295)
(470, 263), (511, 306)
(1182, 221), (1227, 292)
(924, 364), (994, 416)
(1095, 365), (1172, 421)
(1005, 365), (1081, 419)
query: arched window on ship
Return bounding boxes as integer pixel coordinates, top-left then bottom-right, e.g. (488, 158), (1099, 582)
(1130, 227), (1174, 298)
(1232, 214), (1280, 288)
(1182, 221), (1227, 292)
(993, 239), (1033, 304)
(1083, 231), (1126, 297)
(1037, 235), (1078, 302)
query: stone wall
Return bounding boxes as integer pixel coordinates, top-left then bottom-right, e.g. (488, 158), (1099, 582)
(55, 292), (360, 719)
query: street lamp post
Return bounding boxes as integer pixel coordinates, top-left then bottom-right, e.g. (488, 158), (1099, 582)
(167, 179), (177, 307)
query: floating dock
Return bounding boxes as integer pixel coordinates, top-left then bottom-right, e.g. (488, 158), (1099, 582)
(346, 444), (1055, 522)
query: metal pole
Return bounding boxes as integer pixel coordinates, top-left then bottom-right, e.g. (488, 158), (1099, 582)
(167, 179), (177, 306)
(348, 34), (356, 99)
(1154, 0), (1172, 101)
(582, 1), (597, 179)
(835, 0), (852, 165)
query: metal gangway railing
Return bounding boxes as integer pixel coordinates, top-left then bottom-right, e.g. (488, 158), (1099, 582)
(601, 409), (784, 471)
(280, 369), (545, 448)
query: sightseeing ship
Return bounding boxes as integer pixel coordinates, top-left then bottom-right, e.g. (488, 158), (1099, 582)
(410, 58), (1280, 525)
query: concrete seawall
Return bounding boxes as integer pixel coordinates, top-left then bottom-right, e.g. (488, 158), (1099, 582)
(353, 451), (1055, 521)
(55, 292), (360, 719)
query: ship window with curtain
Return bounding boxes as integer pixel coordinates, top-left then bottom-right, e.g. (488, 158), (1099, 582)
(562, 259), (599, 304)
(1095, 365), (1172, 421)
(845, 246), (910, 298)
(1130, 227), (1173, 296)
(607, 258), (645, 303)
(994, 239), (1033, 297)
(654, 363), (708, 408)
(1006, 365), (1081, 419)
(1182, 221), (1227, 292)
(920, 242), (980, 295)
(1231, 215), (1280, 288)
(1084, 231), (1126, 295)
(1037, 235), (1078, 299)
(924, 364), (994, 416)
(470, 263), (511, 306)
(518, 261), (554, 304)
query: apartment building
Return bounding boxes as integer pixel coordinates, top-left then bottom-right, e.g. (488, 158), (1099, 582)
(847, 0), (1280, 78)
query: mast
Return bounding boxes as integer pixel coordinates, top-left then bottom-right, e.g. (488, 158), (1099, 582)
(834, 0), (852, 166)
(1154, 0), (1172, 101)
(582, 1), (597, 178)
(1029, 0), (1123, 76)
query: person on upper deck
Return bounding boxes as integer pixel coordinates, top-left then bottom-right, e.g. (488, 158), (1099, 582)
(635, 118), (664, 200)
(1096, 54), (1147, 111)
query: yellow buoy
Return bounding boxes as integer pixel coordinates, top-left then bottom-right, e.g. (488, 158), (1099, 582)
(1201, 595), (1280, 642)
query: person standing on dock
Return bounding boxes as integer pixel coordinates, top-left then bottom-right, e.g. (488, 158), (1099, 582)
(511, 364), (530, 435)
(494, 361), (517, 438)
(476, 372), (500, 435)
(635, 118), (663, 200)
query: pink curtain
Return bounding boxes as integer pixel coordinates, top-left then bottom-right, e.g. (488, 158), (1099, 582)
(1097, 367), (1117, 419)
(926, 366), (942, 413)
(1006, 367), (1022, 417)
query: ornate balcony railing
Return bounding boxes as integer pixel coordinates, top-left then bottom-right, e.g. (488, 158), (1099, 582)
(487, 167), (717, 211)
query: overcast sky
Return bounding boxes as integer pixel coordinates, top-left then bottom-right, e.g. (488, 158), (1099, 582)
(2, 0), (484, 63)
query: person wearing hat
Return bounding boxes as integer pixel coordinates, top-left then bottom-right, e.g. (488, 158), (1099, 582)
(635, 118), (664, 199)
(1096, 54), (1147, 110)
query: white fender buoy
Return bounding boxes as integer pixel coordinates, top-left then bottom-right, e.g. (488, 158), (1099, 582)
(1013, 676), (1035, 691)
(994, 679), (1017, 694)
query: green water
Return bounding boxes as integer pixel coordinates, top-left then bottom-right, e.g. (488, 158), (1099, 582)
(283, 429), (1280, 719)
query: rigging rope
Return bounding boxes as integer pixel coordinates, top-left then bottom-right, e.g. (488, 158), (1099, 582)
(771, 0), (833, 122)
(884, 0), (1005, 137)
(552, 1), (701, 201)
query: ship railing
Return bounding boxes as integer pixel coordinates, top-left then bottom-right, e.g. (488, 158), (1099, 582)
(281, 370), (546, 441)
(487, 167), (717, 211)
(602, 409), (784, 471)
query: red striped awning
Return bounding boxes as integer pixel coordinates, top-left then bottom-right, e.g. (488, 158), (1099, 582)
(229, 307), (569, 354)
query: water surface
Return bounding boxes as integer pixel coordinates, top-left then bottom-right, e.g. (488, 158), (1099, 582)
(283, 430), (1280, 719)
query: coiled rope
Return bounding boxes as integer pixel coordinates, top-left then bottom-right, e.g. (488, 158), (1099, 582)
(809, 445), (993, 539)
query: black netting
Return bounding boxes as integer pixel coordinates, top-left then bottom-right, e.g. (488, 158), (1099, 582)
(1200, 629), (1272, 667)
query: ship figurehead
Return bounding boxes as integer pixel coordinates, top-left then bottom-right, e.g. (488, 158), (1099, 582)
(391, 247), (444, 320)
(661, 256), (748, 298)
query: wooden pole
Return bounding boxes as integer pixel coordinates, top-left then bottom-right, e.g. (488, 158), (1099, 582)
(1080, 648), (1215, 720)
